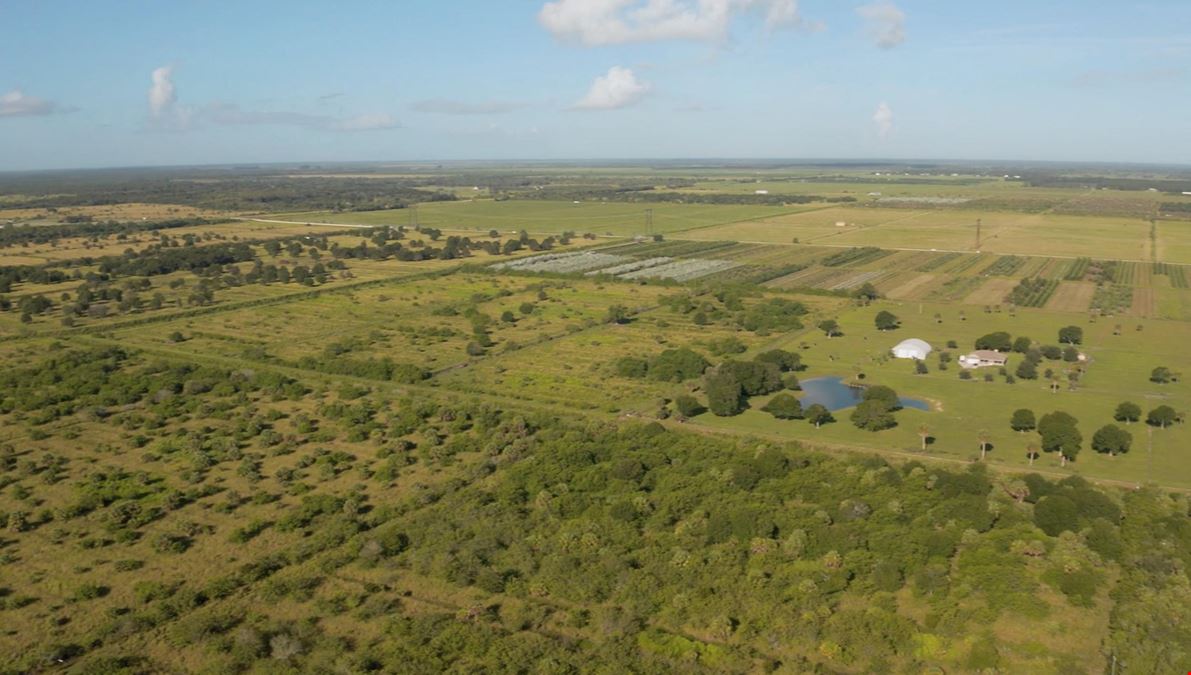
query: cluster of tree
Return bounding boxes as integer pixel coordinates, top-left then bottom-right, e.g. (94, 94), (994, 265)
(661, 288), (807, 336)
(0, 216), (229, 248)
(850, 385), (903, 431)
(0, 264), (71, 293)
(704, 349), (803, 416)
(97, 242), (257, 278)
(614, 347), (711, 383)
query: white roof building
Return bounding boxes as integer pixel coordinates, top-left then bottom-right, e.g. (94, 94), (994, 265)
(891, 338), (932, 360)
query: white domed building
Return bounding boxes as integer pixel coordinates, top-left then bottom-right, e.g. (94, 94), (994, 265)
(891, 338), (932, 360)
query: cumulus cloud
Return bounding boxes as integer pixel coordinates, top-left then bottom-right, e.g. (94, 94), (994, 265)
(148, 66), (178, 117)
(410, 99), (528, 115)
(572, 66), (651, 110)
(873, 101), (893, 139)
(857, 1), (905, 49)
(539, 0), (816, 46)
(145, 66), (397, 132)
(0, 90), (67, 117)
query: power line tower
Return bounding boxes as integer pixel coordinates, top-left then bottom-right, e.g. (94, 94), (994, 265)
(644, 208), (653, 237)
(975, 218), (982, 251)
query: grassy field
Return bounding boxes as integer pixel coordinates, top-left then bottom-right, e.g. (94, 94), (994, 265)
(273, 200), (818, 237)
(679, 207), (1167, 261)
(690, 300), (1191, 486)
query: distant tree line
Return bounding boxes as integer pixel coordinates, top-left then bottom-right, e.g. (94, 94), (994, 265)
(0, 217), (231, 247)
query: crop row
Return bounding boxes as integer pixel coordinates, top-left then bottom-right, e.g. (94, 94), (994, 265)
(1005, 277), (1059, 307)
(826, 270), (887, 291)
(915, 252), (962, 272)
(946, 254), (992, 275)
(1152, 262), (1189, 288)
(585, 257), (672, 277)
(493, 251), (629, 274)
(620, 258), (739, 282)
(608, 239), (738, 258)
(1090, 284), (1133, 315)
(1113, 261), (1138, 286)
(1063, 257), (1091, 281)
(819, 246), (891, 268)
(985, 255), (1027, 276)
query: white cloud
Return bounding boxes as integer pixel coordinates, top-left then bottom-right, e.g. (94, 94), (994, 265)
(410, 99), (528, 115)
(873, 101), (893, 139)
(148, 66), (178, 117)
(857, 1), (905, 49)
(539, 0), (815, 46)
(144, 67), (397, 132)
(573, 66), (650, 110)
(0, 89), (64, 117)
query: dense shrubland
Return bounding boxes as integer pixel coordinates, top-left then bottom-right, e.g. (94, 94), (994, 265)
(0, 344), (1186, 672)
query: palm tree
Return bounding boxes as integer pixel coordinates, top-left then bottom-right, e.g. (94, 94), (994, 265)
(918, 424), (930, 451)
(977, 429), (991, 460)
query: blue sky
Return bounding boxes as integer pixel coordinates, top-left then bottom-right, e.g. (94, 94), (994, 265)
(1, 0), (1189, 170)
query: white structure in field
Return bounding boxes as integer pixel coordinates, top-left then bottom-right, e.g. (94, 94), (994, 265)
(959, 350), (1008, 369)
(891, 338), (932, 360)
(755, 189), (769, 195)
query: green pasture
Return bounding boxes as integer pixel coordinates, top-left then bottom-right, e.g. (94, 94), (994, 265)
(681, 207), (1165, 261)
(690, 299), (1191, 488)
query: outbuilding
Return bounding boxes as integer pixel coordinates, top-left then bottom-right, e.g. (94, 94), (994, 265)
(891, 338), (932, 360)
(959, 350), (1008, 368)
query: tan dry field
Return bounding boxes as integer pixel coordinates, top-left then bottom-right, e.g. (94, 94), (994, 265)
(961, 277), (1018, 305)
(1128, 287), (1156, 317)
(1045, 281), (1096, 312)
(884, 272), (940, 300)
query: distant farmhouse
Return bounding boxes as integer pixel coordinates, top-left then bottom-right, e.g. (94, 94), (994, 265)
(959, 350), (1008, 369)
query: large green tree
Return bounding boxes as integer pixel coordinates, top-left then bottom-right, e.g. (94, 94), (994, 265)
(1113, 401), (1141, 424)
(1092, 424), (1132, 456)
(761, 393), (803, 420)
(1038, 411), (1082, 465)
(1010, 408), (1036, 432)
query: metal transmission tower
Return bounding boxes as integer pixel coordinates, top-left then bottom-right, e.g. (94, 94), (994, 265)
(975, 218), (982, 251)
(644, 209), (654, 237)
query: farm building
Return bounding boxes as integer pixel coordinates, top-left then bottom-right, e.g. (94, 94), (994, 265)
(891, 338), (932, 360)
(959, 350), (1008, 369)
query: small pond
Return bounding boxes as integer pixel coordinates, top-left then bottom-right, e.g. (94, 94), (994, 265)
(799, 376), (930, 412)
